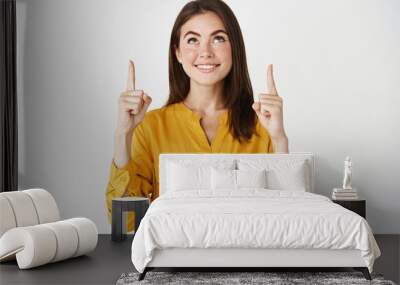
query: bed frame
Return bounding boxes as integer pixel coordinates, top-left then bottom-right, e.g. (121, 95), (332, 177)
(137, 153), (372, 281)
(141, 248), (371, 280)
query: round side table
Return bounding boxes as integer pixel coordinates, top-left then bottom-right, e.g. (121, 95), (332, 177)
(111, 197), (149, 242)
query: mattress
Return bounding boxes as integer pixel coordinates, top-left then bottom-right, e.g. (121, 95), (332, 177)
(131, 189), (381, 273)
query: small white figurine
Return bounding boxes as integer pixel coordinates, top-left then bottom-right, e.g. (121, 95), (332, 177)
(342, 156), (352, 190)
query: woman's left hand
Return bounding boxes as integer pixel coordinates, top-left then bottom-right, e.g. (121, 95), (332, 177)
(252, 64), (287, 141)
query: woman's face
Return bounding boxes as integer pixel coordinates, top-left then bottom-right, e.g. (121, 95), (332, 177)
(176, 12), (232, 87)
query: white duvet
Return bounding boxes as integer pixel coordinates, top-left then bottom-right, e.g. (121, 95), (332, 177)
(131, 189), (381, 273)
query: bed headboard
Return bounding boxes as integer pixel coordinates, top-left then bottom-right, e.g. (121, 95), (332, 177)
(159, 153), (315, 195)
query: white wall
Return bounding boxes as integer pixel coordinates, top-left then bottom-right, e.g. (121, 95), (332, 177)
(16, 0), (400, 234)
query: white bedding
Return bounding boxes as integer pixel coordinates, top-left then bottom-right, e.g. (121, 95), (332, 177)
(131, 189), (381, 273)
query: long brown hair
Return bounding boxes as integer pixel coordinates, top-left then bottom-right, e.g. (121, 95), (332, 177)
(164, 0), (258, 143)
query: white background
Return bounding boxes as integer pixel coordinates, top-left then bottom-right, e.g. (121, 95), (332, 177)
(16, 0), (400, 233)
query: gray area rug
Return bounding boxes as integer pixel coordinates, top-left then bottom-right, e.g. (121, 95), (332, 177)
(116, 271), (396, 285)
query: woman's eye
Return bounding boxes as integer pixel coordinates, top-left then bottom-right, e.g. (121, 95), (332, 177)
(187, 37), (198, 44)
(213, 36), (226, 43)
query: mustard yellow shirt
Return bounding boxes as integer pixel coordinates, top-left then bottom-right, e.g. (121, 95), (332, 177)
(105, 102), (274, 230)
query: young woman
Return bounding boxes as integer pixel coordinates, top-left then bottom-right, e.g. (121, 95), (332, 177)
(106, 0), (288, 230)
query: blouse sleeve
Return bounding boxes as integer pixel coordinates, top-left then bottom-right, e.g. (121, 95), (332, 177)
(105, 122), (154, 232)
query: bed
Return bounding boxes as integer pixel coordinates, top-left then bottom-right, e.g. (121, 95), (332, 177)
(130, 153), (381, 281)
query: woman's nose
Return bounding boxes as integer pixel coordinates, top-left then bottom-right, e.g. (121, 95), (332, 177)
(199, 42), (213, 58)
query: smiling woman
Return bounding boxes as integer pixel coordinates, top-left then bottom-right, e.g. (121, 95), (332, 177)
(105, 0), (289, 232)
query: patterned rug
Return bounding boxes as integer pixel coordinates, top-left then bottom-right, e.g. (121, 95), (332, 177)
(116, 271), (396, 285)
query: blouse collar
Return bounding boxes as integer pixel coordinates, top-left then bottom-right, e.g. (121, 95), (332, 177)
(175, 102), (228, 123)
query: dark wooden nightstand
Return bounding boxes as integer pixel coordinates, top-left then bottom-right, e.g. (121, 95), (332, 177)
(332, 199), (366, 218)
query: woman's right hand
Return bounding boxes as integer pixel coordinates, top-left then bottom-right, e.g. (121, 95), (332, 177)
(116, 60), (152, 134)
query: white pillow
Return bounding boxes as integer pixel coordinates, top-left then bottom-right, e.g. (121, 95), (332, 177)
(167, 162), (210, 191)
(167, 160), (235, 192)
(211, 168), (267, 190)
(211, 168), (236, 190)
(267, 162), (307, 191)
(237, 169), (267, 188)
(237, 159), (309, 191)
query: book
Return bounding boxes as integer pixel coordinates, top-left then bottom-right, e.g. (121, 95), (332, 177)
(333, 192), (358, 197)
(333, 188), (357, 193)
(332, 196), (360, 200)
(332, 193), (359, 200)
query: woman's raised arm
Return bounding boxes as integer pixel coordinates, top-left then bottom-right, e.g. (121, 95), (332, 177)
(114, 60), (152, 168)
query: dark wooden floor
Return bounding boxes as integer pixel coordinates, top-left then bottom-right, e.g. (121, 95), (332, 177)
(0, 234), (398, 285)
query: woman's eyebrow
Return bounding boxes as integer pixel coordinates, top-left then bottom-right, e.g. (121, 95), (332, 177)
(183, 29), (228, 38)
(210, 29), (228, 36)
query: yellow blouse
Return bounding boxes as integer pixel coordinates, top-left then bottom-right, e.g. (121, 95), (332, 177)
(105, 102), (274, 231)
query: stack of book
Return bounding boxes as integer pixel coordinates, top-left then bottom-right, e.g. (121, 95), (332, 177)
(332, 188), (358, 200)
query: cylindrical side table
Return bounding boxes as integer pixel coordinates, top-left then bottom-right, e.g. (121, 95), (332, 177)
(111, 197), (149, 242)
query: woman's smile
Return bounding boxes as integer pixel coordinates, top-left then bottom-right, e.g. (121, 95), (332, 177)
(195, 63), (221, 73)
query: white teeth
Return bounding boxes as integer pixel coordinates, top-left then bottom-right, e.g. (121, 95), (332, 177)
(197, 64), (217, 69)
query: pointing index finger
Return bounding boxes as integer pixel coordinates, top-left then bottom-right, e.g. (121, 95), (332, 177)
(126, 60), (135, 91)
(267, 64), (278, 95)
